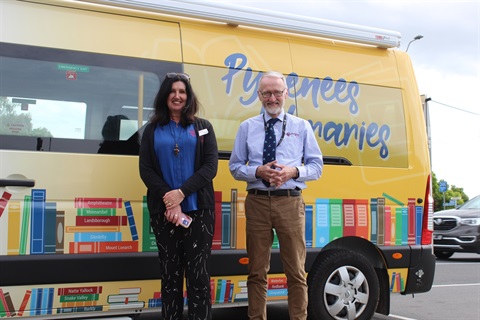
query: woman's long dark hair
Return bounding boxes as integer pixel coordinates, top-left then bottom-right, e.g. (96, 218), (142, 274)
(149, 74), (199, 127)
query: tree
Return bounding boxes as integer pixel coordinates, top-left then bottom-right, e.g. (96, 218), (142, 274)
(431, 171), (469, 212)
(0, 96), (52, 137)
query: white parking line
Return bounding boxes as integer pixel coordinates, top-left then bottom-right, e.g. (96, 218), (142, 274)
(432, 283), (480, 288)
(435, 262), (480, 266)
(387, 315), (417, 320)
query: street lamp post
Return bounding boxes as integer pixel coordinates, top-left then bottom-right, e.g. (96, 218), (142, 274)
(406, 35), (423, 52)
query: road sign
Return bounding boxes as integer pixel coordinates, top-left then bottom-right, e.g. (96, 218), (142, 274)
(439, 181), (447, 193)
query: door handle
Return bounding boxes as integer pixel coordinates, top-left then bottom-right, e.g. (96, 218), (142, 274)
(0, 179), (35, 187)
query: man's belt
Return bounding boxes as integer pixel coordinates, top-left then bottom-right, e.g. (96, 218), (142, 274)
(248, 189), (301, 197)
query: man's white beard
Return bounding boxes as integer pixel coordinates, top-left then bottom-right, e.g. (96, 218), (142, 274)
(265, 103), (283, 116)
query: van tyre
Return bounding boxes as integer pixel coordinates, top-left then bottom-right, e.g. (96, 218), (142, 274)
(307, 249), (379, 320)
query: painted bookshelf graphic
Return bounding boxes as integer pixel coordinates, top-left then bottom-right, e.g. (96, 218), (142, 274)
(0, 288), (17, 317)
(229, 189), (238, 248)
(232, 280), (248, 303)
(0, 186), (428, 318)
(56, 285), (103, 314)
(329, 199), (343, 241)
(213, 279), (235, 304)
(305, 204), (313, 248)
(107, 287), (145, 310)
(29, 287), (54, 316)
(267, 277), (288, 298)
(212, 192), (223, 250)
(124, 201), (139, 241)
(69, 197), (139, 254)
(315, 198), (329, 246)
(148, 291), (162, 308)
(235, 193), (247, 250)
(211, 276), (287, 304)
(1, 187), (424, 258)
(309, 194), (422, 247)
(0, 287), (62, 317)
(1, 190), (146, 257)
(142, 195), (157, 252)
(221, 199), (232, 249)
(0, 191), (12, 218)
(1, 189), (63, 256)
(17, 289), (31, 317)
(389, 272), (405, 293)
(6, 200), (21, 255)
(30, 189), (47, 254)
(272, 229), (279, 249)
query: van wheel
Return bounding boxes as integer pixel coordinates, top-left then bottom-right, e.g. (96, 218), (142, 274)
(434, 250), (454, 260)
(307, 249), (379, 320)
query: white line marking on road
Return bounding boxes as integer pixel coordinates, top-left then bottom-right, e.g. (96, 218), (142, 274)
(432, 282), (480, 288)
(436, 262), (480, 265)
(387, 314), (417, 320)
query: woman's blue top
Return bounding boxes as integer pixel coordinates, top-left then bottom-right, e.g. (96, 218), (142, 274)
(154, 120), (198, 212)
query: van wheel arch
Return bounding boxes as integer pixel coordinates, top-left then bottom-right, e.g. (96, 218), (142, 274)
(307, 237), (390, 319)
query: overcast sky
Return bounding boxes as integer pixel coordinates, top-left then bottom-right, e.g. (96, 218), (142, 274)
(216, 0), (479, 198)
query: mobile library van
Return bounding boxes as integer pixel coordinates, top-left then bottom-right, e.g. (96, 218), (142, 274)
(0, 0), (435, 319)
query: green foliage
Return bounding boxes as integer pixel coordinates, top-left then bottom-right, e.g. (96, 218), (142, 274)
(432, 171), (469, 212)
(0, 96), (52, 137)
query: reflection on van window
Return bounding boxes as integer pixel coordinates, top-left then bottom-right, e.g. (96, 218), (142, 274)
(1, 97), (86, 139)
(97, 115), (144, 155)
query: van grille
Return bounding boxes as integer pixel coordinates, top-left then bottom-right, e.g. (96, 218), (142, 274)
(433, 217), (458, 231)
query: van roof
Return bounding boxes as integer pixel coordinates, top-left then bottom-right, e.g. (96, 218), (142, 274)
(80, 0), (402, 48)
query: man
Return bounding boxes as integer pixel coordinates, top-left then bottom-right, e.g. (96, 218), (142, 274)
(229, 71), (323, 320)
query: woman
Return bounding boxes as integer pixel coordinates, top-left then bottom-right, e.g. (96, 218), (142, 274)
(139, 72), (218, 320)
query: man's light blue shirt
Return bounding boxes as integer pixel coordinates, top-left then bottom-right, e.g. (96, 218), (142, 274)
(229, 110), (323, 190)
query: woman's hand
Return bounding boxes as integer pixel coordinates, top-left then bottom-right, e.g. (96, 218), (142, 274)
(165, 206), (183, 226)
(163, 189), (185, 209)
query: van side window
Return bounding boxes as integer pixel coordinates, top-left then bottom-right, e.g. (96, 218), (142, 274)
(0, 43), (177, 155)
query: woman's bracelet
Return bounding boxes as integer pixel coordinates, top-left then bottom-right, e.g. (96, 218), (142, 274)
(178, 189), (185, 198)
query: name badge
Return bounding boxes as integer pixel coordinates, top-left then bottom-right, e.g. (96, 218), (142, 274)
(199, 129), (208, 136)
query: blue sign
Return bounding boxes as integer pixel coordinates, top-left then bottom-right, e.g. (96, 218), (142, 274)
(439, 181), (447, 193)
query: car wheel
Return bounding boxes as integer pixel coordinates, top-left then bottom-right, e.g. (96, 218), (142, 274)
(434, 250), (454, 260)
(307, 249), (379, 320)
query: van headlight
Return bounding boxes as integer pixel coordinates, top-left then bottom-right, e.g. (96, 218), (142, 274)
(461, 218), (480, 226)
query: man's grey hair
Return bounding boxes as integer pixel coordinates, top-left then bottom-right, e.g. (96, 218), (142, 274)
(259, 71), (287, 88)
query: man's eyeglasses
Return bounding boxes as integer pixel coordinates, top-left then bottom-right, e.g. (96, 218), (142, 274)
(166, 72), (190, 81)
(259, 90), (285, 98)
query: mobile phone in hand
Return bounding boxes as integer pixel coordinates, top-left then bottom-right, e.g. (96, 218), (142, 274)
(180, 213), (192, 228)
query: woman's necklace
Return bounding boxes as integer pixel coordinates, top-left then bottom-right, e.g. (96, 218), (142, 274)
(169, 121), (181, 156)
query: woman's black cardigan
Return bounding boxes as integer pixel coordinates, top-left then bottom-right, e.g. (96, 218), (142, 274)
(139, 118), (218, 216)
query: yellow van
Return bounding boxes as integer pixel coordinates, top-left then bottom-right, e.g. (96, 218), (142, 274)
(0, 1), (435, 319)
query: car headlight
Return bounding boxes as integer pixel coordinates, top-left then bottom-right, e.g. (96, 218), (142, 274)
(460, 218), (480, 226)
